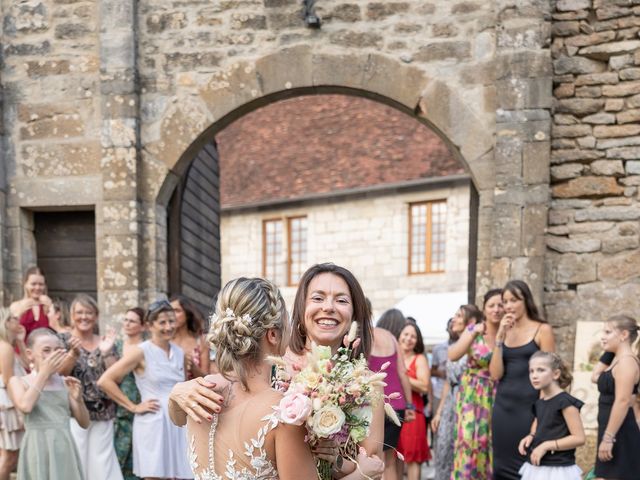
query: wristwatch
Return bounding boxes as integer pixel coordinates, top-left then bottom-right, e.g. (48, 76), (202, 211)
(406, 402), (416, 411)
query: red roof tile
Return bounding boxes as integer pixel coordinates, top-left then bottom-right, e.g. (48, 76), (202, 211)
(217, 94), (464, 208)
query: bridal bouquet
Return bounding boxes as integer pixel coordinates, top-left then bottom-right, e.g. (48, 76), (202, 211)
(272, 324), (394, 479)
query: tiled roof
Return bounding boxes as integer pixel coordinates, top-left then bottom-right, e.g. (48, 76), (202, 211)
(217, 94), (464, 208)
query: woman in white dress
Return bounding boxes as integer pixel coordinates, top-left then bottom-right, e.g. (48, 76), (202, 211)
(98, 300), (192, 479)
(175, 277), (317, 480)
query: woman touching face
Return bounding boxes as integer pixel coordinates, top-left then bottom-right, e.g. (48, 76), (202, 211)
(502, 289), (526, 322)
(484, 293), (504, 326)
(303, 273), (354, 350)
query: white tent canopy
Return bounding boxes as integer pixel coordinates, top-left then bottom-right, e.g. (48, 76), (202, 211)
(392, 291), (469, 346)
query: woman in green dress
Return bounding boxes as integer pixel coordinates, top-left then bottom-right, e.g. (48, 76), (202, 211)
(113, 307), (145, 480)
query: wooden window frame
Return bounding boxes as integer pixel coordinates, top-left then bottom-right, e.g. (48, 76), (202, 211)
(408, 200), (447, 275)
(262, 215), (308, 287)
(262, 217), (284, 285)
(287, 215), (307, 287)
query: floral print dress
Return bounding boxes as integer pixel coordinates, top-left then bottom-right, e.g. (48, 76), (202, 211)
(451, 326), (496, 479)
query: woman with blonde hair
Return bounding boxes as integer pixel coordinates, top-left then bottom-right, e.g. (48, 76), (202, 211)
(58, 294), (122, 480)
(0, 308), (27, 480)
(173, 277), (317, 479)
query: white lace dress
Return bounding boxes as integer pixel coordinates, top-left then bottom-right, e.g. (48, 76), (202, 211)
(188, 389), (283, 480)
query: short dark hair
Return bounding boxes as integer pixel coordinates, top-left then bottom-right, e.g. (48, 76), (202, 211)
(401, 321), (425, 355)
(503, 280), (545, 323)
(169, 295), (205, 335)
(460, 304), (483, 325)
(126, 307), (145, 324)
(376, 308), (406, 339)
(290, 263), (373, 359)
(483, 289), (503, 309)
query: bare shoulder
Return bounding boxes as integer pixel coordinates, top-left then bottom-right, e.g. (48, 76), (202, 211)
(0, 341), (14, 356)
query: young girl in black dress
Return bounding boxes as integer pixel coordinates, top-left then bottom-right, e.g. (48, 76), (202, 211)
(518, 351), (584, 480)
(594, 315), (640, 480)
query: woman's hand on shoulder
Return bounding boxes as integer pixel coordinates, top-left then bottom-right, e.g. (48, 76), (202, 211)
(169, 375), (224, 424)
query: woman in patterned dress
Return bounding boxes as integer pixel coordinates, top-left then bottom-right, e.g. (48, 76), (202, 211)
(113, 307), (145, 480)
(432, 305), (478, 480)
(448, 292), (503, 479)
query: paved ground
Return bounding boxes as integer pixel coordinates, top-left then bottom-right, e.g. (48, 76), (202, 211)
(422, 462), (436, 479)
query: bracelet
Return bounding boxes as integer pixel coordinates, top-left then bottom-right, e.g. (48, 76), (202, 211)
(555, 440), (559, 451)
(406, 403), (416, 411)
(495, 341), (504, 349)
(604, 431), (616, 443)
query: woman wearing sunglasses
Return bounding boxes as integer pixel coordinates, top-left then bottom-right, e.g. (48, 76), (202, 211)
(98, 300), (192, 480)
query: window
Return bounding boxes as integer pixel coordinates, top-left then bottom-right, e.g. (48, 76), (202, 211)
(263, 215), (308, 286)
(288, 216), (308, 286)
(409, 200), (447, 274)
(263, 219), (285, 286)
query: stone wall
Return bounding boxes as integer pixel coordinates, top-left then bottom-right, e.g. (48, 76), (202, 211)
(221, 181), (471, 318)
(546, 0), (640, 361)
(0, 0), (553, 326)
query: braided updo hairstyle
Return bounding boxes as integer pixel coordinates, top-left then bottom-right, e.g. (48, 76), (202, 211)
(208, 277), (287, 390)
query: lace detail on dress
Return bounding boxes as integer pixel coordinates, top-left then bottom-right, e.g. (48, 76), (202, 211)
(190, 410), (280, 480)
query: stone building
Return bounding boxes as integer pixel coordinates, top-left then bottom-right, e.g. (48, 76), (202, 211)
(0, 0), (638, 379)
(217, 94), (472, 331)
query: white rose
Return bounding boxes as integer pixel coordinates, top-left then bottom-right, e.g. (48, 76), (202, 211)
(312, 405), (346, 438)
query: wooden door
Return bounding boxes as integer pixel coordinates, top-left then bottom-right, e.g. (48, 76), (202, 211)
(168, 142), (221, 317)
(34, 211), (97, 302)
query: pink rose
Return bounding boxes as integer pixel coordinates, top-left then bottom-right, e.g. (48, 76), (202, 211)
(278, 393), (312, 426)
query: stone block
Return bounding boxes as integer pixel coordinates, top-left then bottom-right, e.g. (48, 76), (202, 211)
(610, 54), (634, 70)
(547, 235), (601, 253)
(522, 205), (549, 257)
(554, 55), (606, 75)
(577, 136), (596, 148)
(498, 51), (552, 79)
(602, 81), (640, 97)
(25, 60), (71, 78)
(231, 13), (267, 30)
(576, 85), (602, 98)
(606, 146), (640, 159)
(605, 99), (624, 111)
(597, 135), (640, 148)
(330, 4), (361, 22)
(575, 72), (619, 86)
(575, 205), (640, 221)
(553, 124), (593, 138)
(554, 83), (575, 98)
(55, 22), (91, 39)
(491, 204), (521, 257)
(557, 253), (597, 284)
(619, 68), (640, 81)
(598, 249), (640, 281)
(366, 2), (409, 20)
(628, 94), (640, 108)
(101, 147), (138, 200)
(551, 163), (585, 180)
(555, 98), (605, 115)
(551, 149), (604, 163)
(552, 176), (624, 198)
(451, 2), (481, 14)
(590, 160), (625, 175)
(557, 0), (591, 11)
(4, 41), (51, 57)
(20, 142), (100, 177)
(415, 41), (471, 62)
(616, 109), (640, 123)
(432, 23), (459, 38)
(523, 141), (551, 184)
(596, 6), (632, 20)
(329, 30), (383, 48)
(594, 124), (640, 138)
(565, 30), (616, 47)
(627, 161), (640, 174)
(552, 21), (581, 37)
(582, 113), (615, 124)
(602, 236), (640, 254)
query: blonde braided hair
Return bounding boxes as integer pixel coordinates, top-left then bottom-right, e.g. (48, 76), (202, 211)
(208, 277), (288, 390)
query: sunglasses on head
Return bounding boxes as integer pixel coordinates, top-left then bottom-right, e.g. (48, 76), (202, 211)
(148, 299), (172, 313)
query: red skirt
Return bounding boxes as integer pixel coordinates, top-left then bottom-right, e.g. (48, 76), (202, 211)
(397, 392), (431, 463)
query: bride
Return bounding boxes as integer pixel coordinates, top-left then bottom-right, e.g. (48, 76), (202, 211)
(182, 277), (317, 479)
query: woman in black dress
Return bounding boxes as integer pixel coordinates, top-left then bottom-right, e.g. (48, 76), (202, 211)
(595, 314), (640, 480)
(489, 280), (555, 480)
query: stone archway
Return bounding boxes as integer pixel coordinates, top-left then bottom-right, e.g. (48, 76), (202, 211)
(148, 49), (498, 305)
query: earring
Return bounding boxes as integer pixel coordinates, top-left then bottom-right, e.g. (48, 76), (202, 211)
(297, 322), (305, 337)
